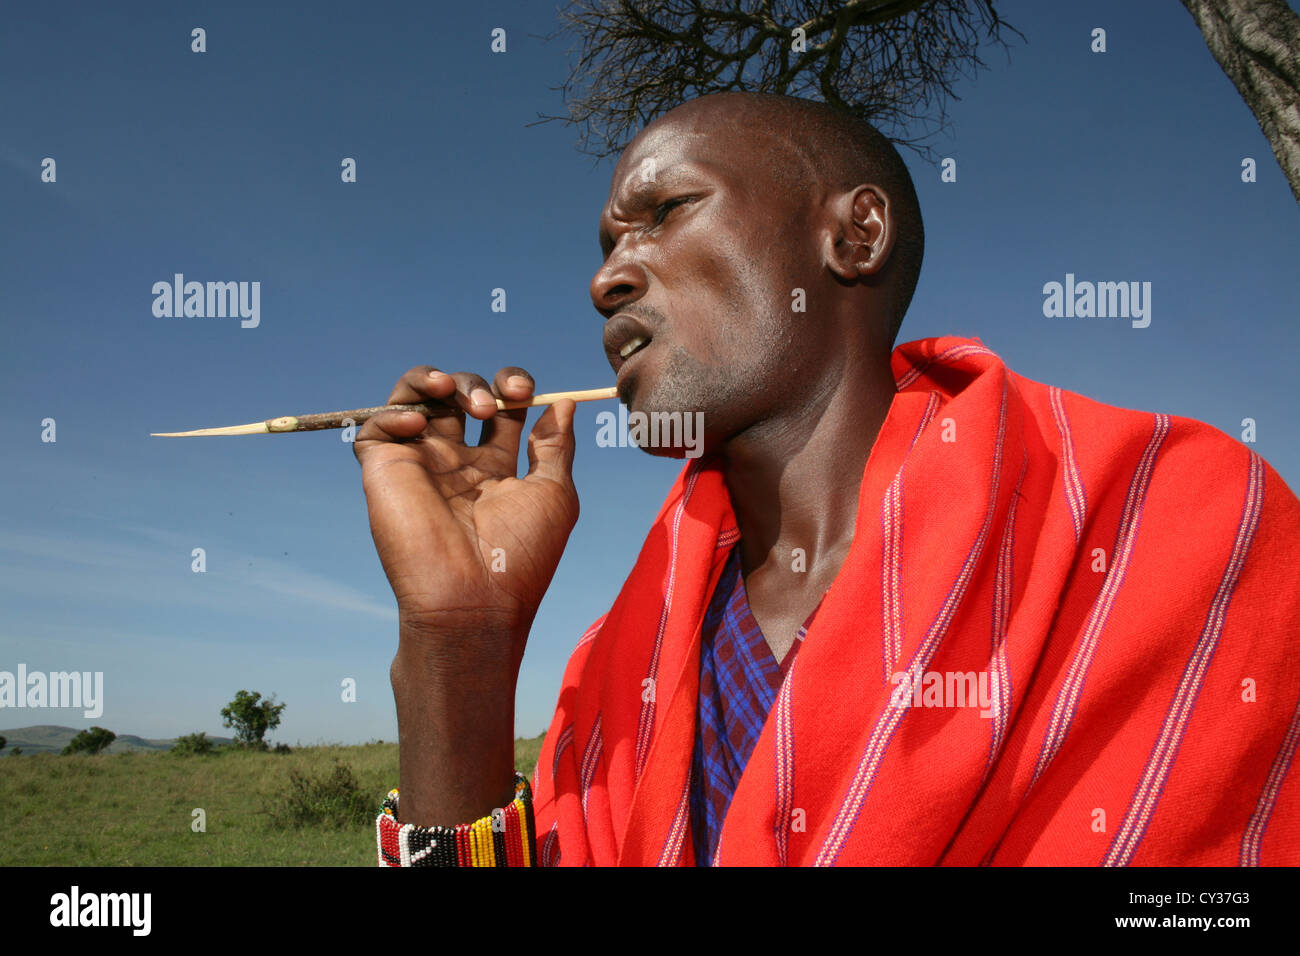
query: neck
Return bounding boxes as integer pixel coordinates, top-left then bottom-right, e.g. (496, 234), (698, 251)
(721, 350), (897, 580)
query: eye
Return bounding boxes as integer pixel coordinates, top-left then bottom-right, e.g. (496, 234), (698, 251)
(653, 196), (693, 225)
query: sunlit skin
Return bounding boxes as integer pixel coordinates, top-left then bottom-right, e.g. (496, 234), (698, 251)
(592, 96), (901, 653)
(354, 93), (907, 827)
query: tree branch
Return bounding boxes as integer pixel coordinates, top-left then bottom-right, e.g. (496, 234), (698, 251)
(541, 0), (1024, 163)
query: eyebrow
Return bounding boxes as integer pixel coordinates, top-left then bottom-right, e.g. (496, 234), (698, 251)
(597, 165), (695, 258)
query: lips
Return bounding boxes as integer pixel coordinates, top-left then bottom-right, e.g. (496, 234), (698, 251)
(602, 312), (656, 375)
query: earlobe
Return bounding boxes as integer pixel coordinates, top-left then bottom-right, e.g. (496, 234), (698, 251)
(822, 229), (861, 281)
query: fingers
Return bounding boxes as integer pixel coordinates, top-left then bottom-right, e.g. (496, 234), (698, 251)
(477, 367), (534, 454)
(385, 366), (458, 407)
(418, 369), (499, 441)
(354, 406), (429, 455)
(444, 371), (500, 421)
(383, 366), (466, 441)
(378, 366), (501, 443)
(358, 364), (538, 456)
(525, 398), (577, 487)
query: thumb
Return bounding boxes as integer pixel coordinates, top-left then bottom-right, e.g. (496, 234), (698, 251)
(526, 398), (576, 484)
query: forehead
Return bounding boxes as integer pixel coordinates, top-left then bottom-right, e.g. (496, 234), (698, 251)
(609, 130), (724, 200)
(608, 108), (792, 200)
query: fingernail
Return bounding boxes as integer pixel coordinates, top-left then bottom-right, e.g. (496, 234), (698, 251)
(470, 388), (495, 408)
(427, 369), (446, 380)
(507, 375), (531, 390)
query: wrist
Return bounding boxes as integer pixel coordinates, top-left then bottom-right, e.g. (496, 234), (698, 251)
(378, 773), (537, 866)
(399, 605), (527, 647)
(397, 604), (527, 663)
(400, 606), (533, 642)
(389, 661), (515, 827)
(393, 628), (522, 690)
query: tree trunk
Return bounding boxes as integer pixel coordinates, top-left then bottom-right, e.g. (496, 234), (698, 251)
(1180, 0), (1300, 206)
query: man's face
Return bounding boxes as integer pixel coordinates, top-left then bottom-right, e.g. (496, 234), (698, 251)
(592, 107), (823, 457)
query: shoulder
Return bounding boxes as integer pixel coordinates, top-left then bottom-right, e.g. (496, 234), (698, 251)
(1013, 370), (1298, 510)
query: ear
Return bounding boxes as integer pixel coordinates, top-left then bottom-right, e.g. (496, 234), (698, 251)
(821, 185), (896, 281)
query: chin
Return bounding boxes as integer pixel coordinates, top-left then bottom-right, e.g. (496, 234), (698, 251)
(633, 441), (693, 461)
(618, 355), (730, 460)
(616, 390), (712, 462)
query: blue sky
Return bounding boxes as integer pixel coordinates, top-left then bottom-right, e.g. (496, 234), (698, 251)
(2, 0), (1297, 745)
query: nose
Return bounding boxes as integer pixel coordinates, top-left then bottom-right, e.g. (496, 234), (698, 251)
(589, 250), (648, 319)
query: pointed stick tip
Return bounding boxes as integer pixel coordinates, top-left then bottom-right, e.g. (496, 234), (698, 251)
(150, 422), (270, 437)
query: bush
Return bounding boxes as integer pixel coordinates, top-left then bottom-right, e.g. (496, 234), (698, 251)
(273, 742), (292, 754)
(226, 739), (267, 752)
(62, 726), (116, 755)
(266, 759), (372, 829)
(171, 732), (215, 756)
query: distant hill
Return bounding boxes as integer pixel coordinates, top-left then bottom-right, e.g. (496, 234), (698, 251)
(0, 725), (234, 755)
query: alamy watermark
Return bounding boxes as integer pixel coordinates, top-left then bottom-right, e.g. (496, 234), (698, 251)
(50, 886), (150, 936)
(889, 665), (995, 718)
(0, 665), (103, 718)
(596, 405), (704, 458)
(1042, 272), (1151, 328)
(152, 274), (260, 328)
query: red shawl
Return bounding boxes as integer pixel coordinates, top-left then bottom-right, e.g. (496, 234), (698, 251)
(531, 335), (1300, 865)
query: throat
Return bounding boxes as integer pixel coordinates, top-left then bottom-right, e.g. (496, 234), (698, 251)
(743, 562), (840, 666)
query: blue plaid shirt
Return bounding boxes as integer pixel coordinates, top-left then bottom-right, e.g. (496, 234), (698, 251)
(689, 545), (822, 865)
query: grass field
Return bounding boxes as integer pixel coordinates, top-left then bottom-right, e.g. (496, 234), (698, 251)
(0, 736), (545, 866)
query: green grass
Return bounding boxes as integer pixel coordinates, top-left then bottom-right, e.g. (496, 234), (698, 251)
(0, 736), (544, 866)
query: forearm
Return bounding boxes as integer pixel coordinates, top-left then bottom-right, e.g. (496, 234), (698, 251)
(390, 623), (520, 828)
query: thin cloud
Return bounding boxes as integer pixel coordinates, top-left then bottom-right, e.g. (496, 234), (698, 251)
(0, 527), (397, 624)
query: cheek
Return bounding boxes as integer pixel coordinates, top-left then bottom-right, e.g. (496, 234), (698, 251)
(656, 229), (797, 368)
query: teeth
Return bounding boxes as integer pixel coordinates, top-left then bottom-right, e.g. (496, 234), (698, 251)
(620, 335), (648, 359)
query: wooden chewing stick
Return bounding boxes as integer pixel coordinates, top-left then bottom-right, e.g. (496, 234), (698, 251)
(150, 386), (619, 437)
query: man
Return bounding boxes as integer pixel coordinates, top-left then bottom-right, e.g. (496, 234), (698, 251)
(357, 93), (1300, 866)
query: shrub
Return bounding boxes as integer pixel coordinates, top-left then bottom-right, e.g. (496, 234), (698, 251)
(62, 727), (116, 755)
(226, 739), (267, 752)
(266, 759), (372, 829)
(171, 732), (215, 756)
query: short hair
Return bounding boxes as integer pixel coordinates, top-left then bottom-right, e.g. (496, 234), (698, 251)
(678, 93), (925, 347)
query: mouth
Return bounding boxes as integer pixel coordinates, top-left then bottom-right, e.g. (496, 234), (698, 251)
(602, 312), (657, 378)
(615, 336), (654, 395)
(619, 335), (650, 360)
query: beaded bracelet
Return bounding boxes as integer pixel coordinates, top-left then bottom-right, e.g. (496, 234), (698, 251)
(377, 773), (536, 867)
